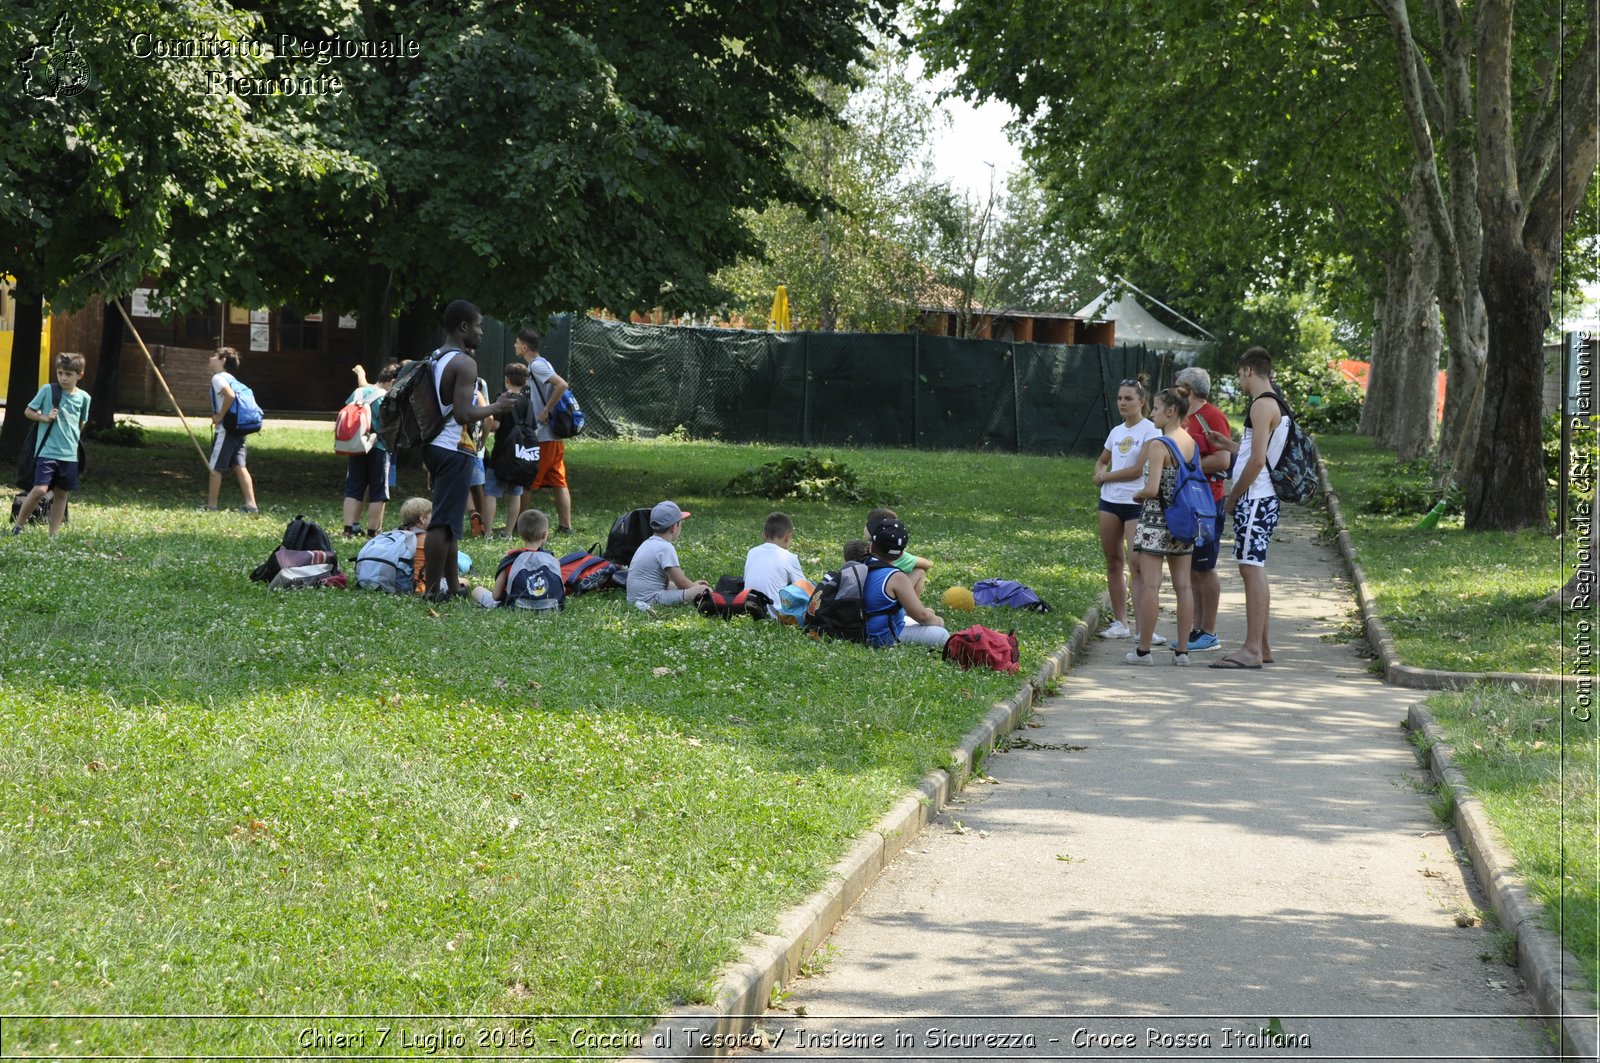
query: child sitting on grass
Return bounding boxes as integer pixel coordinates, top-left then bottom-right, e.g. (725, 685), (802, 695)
(743, 511), (805, 619)
(866, 507), (932, 598)
(842, 539), (871, 564)
(862, 519), (949, 649)
(625, 500), (711, 610)
(481, 508), (564, 611)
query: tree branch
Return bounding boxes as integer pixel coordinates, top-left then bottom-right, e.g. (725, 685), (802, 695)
(1528, 11), (1600, 250)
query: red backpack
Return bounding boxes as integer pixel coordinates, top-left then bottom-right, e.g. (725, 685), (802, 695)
(943, 625), (1020, 673)
(558, 549), (625, 594)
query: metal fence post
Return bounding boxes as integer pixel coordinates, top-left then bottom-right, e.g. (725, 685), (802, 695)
(913, 331), (921, 448)
(1012, 341), (1023, 453)
(802, 331), (812, 447)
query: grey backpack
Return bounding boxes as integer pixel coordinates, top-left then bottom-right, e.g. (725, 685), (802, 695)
(355, 530), (418, 593)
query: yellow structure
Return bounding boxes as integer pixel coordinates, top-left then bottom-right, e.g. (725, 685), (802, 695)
(769, 284), (791, 331)
(0, 278), (52, 391)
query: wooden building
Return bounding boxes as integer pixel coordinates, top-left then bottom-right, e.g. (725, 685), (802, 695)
(917, 306), (1117, 346)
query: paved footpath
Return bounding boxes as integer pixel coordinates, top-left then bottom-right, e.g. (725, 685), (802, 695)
(745, 509), (1554, 1062)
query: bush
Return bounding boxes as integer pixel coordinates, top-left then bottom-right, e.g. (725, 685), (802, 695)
(723, 453), (891, 504)
(1361, 457), (1462, 517)
(1542, 412), (1597, 520)
(85, 419), (147, 447)
(1274, 362), (1364, 434)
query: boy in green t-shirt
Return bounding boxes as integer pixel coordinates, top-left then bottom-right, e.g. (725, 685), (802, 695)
(12, 352), (91, 539)
(865, 507), (932, 598)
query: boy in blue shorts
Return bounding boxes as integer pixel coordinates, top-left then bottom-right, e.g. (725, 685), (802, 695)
(12, 352), (90, 539)
(341, 362), (399, 538)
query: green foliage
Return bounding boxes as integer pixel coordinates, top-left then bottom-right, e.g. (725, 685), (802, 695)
(1542, 412), (1597, 521)
(1274, 360), (1365, 434)
(84, 419), (147, 448)
(1359, 458), (1460, 518)
(723, 453), (888, 505)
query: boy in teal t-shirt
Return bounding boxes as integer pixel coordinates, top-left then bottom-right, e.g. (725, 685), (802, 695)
(12, 352), (91, 539)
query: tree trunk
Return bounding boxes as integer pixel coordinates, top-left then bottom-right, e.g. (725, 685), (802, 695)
(1464, 250), (1553, 530)
(1393, 179), (1441, 461)
(1360, 274), (1402, 443)
(359, 264), (396, 368)
(0, 284), (46, 465)
(90, 297), (126, 430)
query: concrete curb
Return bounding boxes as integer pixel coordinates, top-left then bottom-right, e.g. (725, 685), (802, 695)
(1407, 702), (1599, 1060)
(1317, 455), (1578, 694)
(625, 601), (1105, 1061)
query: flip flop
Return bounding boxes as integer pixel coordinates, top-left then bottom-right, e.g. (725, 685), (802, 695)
(1209, 655), (1263, 670)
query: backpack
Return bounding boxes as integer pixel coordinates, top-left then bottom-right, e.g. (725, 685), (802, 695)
(559, 549), (626, 594)
(532, 373), (585, 438)
(355, 529), (420, 593)
(10, 491), (67, 526)
(492, 394), (541, 485)
(376, 350), (451, 453)
(217, 374), (264, 435)
(250, 516), (336, 583)
(943, 625), (1020, 673)
(499, 548), (566, 610)
(333, 392), (378, 454)
(1156, 437), (1217, 547)
(1258, 393), (1321, 504)
(971, 579), (1052, 613)
(13, 384), (88, 489)
(604, 508), (655, 564)
(803, 559), (898, 644)
(697, 587), (773, 621)
(267, 547), (340, 590)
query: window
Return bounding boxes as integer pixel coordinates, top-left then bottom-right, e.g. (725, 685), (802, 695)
(278, 305), (322, 351)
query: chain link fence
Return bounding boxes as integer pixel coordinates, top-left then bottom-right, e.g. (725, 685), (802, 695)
(482, 314), (1169, 456)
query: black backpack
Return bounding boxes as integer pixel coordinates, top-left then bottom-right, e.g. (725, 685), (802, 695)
(375, 350), (451, 453)
(251, 515), (336, 583)
(804, 559), (898, 644)
(603, 508), (655, 564)
(492, 393), (541, 485)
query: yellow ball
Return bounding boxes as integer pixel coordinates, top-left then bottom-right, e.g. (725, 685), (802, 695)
(942, 585), (976, 612)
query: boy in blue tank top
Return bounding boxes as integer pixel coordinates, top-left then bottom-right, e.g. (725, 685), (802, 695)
(863, 519), (950, 649)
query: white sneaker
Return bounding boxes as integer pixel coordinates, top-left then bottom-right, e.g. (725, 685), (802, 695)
(1173, 652), (1190, 666)
(1123, 649), (1154, 665)
(1099, 620), (1132, 639)
(1148, 632), (1168, 646)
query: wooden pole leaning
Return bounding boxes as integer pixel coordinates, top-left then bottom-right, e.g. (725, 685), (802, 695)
(106, 294), (212, 470)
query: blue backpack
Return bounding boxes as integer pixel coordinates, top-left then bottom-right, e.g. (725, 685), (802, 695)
(1157, 437), (1217, 547)
(217, 373), (264, 434)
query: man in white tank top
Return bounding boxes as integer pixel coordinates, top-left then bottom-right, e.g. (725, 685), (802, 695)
(1212, 346), (1288, 670)
(424, 300), (515, 599)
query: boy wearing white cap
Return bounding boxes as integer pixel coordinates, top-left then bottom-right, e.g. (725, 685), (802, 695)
(625, 500), (712, 609)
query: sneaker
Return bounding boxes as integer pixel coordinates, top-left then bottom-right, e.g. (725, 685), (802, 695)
(1147, 632), (1168, 646)
(343, 526), (360, 539)
(196, 504), (219, 512)
(1099, 620), (1132, 639)
(1123, 649), (1154, 666)
(1188, 632), (1221, 652)
(555, 526), (574, 536)
(239, 505), (259, 514)
(8, 527), (20, 537)
(1173, 652), (1191, 666)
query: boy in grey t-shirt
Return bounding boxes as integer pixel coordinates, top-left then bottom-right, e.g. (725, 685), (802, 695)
(625, 500), (711, 609)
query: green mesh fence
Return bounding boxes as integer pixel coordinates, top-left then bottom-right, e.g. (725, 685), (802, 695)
(495, 314), (1168, 455)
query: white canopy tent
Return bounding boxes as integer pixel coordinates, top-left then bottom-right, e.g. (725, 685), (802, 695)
(1074, 287), (1211, 353)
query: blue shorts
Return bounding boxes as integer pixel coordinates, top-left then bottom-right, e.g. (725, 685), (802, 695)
(1192, 509), (1225, 572)
(31, 458), (78, 492)
(344, 450), (391, 503)
(1098, 499), (1141, 523)
(483, 463), (524, 498)
(470, 454), (486, 488)
(424, 446), (474, 540)
(1233, 496), (1282, 568)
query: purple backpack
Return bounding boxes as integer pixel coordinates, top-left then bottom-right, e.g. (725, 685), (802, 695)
(972, 579), (1052, 613)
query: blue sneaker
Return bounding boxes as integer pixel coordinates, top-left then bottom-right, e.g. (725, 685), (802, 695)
(1188, 631), (1221, 652)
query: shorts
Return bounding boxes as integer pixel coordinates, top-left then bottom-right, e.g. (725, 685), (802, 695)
(424, 446), (475, 540)
(30, 458), (78, 492)
(483, 463), (524, 498)
(1233, 495), (1282, 568)
(470, 453), (486, 488)
(208, 430), (247, 472)
(530, 439), (567, 490)
(344, 450), (391, 503)
(1192, 510), (1225, 572)
(1098, 499), (1141, 523)
(630, 587), (689, 608)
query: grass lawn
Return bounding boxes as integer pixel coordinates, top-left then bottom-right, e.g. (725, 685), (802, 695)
(0, 424), (1103, 1057)
(1318, 433), (1570, 675)
(1421, 687), (1598, 994)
